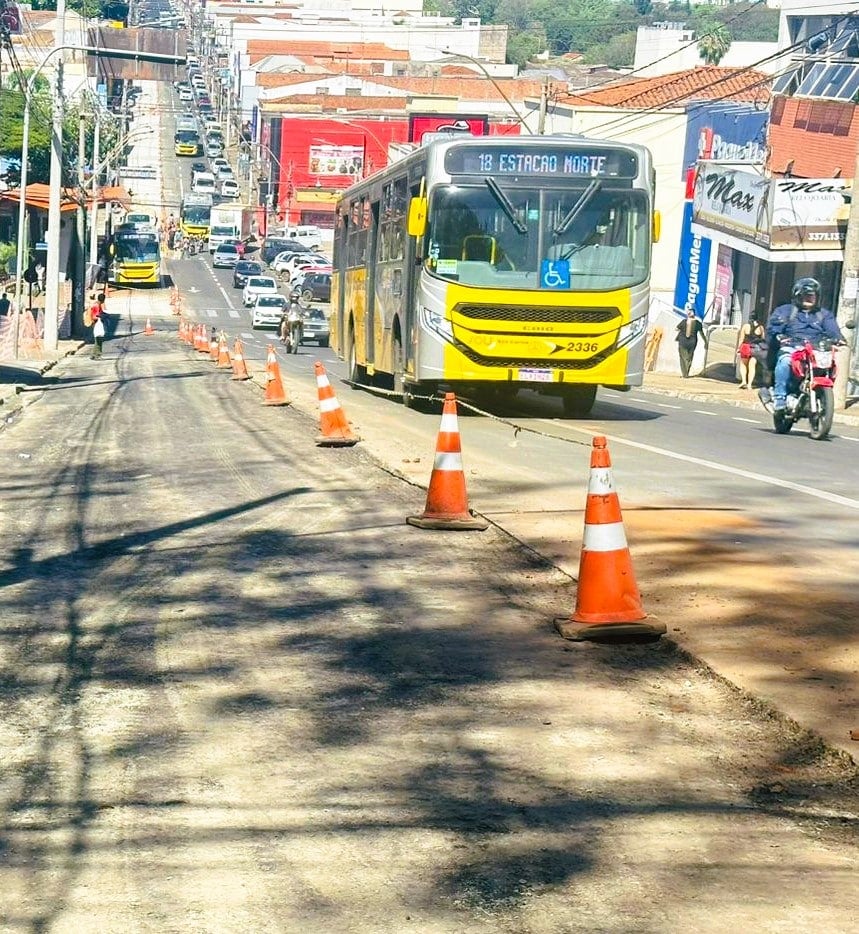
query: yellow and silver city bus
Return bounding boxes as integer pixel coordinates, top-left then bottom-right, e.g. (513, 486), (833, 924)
(331, 135), (659, 415)
(108, 225), (162, 286)
(180, 193), (213, 238)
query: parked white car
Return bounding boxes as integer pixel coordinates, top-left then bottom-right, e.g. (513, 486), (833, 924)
(220, 179), (239, 199)
(242, 276), (279, 307)
(271, 251), (328, 276)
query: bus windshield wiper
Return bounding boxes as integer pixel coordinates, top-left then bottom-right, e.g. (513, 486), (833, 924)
(553, 179), (602, 236)
(485, 178), (527, 234)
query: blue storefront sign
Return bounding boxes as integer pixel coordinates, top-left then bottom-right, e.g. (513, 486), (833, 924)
(681, 103), (768, 179)
(673, 201), (711, 317)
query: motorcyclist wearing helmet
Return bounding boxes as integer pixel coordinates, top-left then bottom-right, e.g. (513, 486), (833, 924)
(762, 277), (844, 413)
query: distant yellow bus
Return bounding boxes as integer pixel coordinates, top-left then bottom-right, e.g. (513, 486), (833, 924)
(174, 129), (200, 156)
(109, 228), (161, 286)
(180, 194), (212, 238)
(331, 135), (658, 416)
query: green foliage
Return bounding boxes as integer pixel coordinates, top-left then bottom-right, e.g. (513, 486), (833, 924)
(582, 31), (637, 68)
(689, 3), (778, 43)
(506, 32), (544, 67)
(635, 0), (652, 14)
(697, 23), (732, 66)
(0, 78), (52, 184)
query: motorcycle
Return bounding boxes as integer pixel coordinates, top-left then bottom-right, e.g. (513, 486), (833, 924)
(759, 338), (841, 440)
(280, 293), (304, 355)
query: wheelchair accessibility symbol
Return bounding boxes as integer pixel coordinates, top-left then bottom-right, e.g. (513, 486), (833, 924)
(541, 259), (570, 289)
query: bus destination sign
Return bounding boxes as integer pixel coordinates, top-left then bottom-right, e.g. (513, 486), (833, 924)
(445, 145), (637, 179)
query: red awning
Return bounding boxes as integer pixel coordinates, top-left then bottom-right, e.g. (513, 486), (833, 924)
(0, 183), (132, 212)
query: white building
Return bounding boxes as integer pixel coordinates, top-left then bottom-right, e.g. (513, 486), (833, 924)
(633, 23), (778, 77)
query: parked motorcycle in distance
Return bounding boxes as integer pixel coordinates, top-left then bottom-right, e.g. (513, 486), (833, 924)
(280, 290), (304, 354)
(759, 338), (842, 440)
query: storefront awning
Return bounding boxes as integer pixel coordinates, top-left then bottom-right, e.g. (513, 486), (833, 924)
(691, 224), (845, 264)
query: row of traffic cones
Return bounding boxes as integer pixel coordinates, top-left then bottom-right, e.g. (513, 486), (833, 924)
(410, 395), (664, 641)
(174, 318), (658, 640)
(175, 318), (359, 444)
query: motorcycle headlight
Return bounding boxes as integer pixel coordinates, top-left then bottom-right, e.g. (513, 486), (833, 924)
(616, 315), (647, 349)
(421, 306), (452, 341)
(813, 350), (833, 368)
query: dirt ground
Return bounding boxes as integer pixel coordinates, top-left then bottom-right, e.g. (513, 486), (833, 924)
(0, 335), (856, 932)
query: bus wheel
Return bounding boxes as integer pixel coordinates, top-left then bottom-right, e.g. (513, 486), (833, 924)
(561, 385), (597, 418)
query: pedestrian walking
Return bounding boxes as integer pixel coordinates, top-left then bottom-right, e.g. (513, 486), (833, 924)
(85, 292), (106, 358)
(0, 292), (10, 317)
(675, 309), (707, 378)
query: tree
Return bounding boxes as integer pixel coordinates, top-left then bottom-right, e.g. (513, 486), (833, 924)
(506, 32), (543, 67)
(0, 77), (52, 185)
(582, 31), (637, 68)
(635, 0), (652, 14)
(697, 24), (732, 66)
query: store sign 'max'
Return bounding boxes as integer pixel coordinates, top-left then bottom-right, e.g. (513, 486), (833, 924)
(693, 163), (850, 250)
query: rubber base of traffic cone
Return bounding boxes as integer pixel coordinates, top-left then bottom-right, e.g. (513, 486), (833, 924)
(554, 616), (667, 642)
(406, 511), (489, 531)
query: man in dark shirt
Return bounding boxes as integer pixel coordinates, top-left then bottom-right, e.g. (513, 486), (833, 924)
(763, 277), (844, 412)
(0, 292), (10, 316)
(675, 309), (706, 378)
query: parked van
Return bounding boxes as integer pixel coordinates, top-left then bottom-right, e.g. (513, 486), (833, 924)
(192, 172), (217, 195)
(283, 225), (323, 249)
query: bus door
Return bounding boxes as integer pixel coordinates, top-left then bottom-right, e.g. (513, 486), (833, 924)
(402, 180), (424, 373)
(362, 199), (378, 367)
(333, 209), (347, 351)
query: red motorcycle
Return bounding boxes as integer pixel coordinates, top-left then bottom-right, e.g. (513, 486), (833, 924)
(764, 338), (841, 440)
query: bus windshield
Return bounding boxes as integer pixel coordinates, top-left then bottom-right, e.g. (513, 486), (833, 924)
(182, 205), (211, 225)
(115, 233), (159, 262)
(426, 183), (649, 291)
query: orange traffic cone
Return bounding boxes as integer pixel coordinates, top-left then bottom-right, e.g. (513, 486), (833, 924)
(407, 393), (488, 531)
(555, 436), (665, 642)
(263, 344), (290, 405)
(314, 361), (358, 446)
(144, 317), (154, 335)
(216, 331), (231, 368)
(231, 337), (250, 381)
(195, 324), (208, 353)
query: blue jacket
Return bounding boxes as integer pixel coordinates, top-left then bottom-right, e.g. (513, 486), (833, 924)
(766, 302), (844, 345)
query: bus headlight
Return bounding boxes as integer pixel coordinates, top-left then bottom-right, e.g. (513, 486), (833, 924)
(616, 315), (647, 349)
(421, 306), (453, 341)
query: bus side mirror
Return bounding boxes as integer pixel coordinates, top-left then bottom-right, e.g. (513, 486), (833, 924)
(407, 196), (427, 237)
(652, 209), (661, 244)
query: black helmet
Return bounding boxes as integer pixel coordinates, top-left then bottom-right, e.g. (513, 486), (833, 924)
(792, 277), (821, 305)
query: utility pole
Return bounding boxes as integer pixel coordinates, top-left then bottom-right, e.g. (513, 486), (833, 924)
(537, 78), (549, 135)
(43, 0), (66, 352)
(76, 112), (87, 329)
(834, 142), (859, 409)
(89, 114), (101, 267)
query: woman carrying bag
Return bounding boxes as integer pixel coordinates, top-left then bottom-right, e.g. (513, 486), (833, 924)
(84, 292), (106, 358)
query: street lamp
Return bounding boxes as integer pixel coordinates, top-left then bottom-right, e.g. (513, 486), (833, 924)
(439, 48), (533, 134)
(13, 43), (185, 356)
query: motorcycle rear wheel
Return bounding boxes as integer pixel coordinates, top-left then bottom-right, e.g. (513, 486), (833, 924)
(809, 386), (834, 440)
